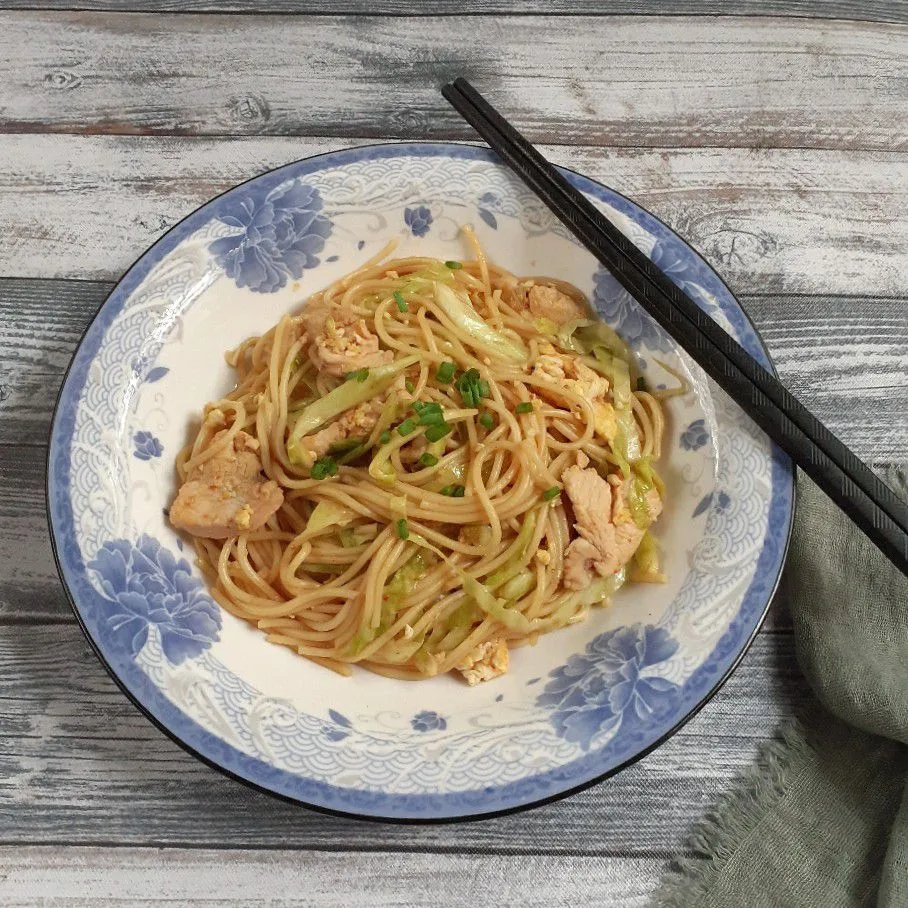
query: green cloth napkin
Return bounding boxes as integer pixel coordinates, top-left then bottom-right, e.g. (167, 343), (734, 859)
(654, 467), (908, 908)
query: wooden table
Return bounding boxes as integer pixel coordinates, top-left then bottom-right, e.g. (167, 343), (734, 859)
(0, 3), (905, 904)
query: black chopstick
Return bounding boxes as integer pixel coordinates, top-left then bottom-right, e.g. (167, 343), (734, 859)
(442, 78), (908, 575)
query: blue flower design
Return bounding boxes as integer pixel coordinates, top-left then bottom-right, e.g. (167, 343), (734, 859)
(404, 206), (433, 238)
(88, 535), (221, 665)
(680, 418), (710, 452)
(209, 180), (331, 293)
(410, 710), (447, 733)
(133, 430), (163, 461)
(592, 267), (673, 353)
(323, 709), (353, 742)
(536, 624), (680, 751)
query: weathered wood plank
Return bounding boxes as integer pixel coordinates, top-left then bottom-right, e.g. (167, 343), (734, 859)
(1, 14), (905, 150)
(1, 1), (905, 21)
(0, 847), (669, 907)
(1, 278), (903, 454)
(0, 136), (906, 296)
(0, 620), (809, 851)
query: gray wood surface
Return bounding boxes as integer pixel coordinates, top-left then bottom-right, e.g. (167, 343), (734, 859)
(2, 15), (905, 150)
(2, 1), (907, 20)
(0, 4), (905, 906)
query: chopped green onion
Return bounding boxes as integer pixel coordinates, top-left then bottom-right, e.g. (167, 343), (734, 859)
(394, 290), (408, 313)
(412, 401), (444, 426)
(455, 368), (490, 409)
(425, 422), (453, 443)
(542, 486), (561, 501)
(396, 518), (410, 540)
(344, 368), (369, 383)
(397, 418), (416, 437)
(418, 452), (439, 468)
(478, 411), (495, 430)
(452, 484), (466, 498)
(636, 377), (647, 391)
(379, 431), (391, 445)
(405, 379), (415, 394)
(310, 457), (338, 480)
(436, 361), (456, 383)
(444, 260), (462, 270)
(515, 402), (534, 414)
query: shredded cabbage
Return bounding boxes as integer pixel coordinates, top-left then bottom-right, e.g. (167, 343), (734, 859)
(499, 569), (535, 602)
(433, 283), (526, 363)
(302, 500), (354, 538)
(632, 531), (660, 577)
(350, 552), (431, 655)
(484, 513), (536, 589)
(625, 473), (655, 529)
(460, 572), (533, 633)
(287, 355), (419, 464)
(557, 319), (629, 361)
(338, 527), (361, 548)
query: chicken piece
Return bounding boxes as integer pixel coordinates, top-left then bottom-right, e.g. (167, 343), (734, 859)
(302, 302), (392, 378)
(170, 430), (283, 539)
(456, 639), (509, 686)
(526, 284), (589, 325)
(560, 466), (662, 590)
(296, 397), (384, 464)
(532, 349), (616, 443)
(562, 537), (604, 591)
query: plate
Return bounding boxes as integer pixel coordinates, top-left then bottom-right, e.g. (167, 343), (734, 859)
(48, 142), (794, 821)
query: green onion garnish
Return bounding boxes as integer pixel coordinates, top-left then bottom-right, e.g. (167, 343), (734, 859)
(344, 368), (369, 383)
(397, 418), (416, 437)
(451, 484), (466, 498)
(515, 402), (534, 414)
(379, 431), (391, 445)
(542, 486), (561, 501)
(636, 377), (647, 391)
(310, 457), (338, 480)
(394, 290), (408, 313)
(396, 518), (409, 540)
(418, 452), (439, 468)
(455, 368), (489, 409)
(444, 260), (462, 270)
(405, 379), (415, 394)
(412, 401), (444, 426)
(424, 422), (453, 443)
(478, 411), (495, 430)
(436, 361), (456, 383)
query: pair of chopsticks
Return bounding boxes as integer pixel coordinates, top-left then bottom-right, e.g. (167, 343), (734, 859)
(442, 78), (908, 576)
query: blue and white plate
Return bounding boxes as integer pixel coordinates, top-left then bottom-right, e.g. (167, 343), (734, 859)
(48, 143), (794, 820)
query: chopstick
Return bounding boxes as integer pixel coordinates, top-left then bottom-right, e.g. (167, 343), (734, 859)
(442, 78), (908, 575)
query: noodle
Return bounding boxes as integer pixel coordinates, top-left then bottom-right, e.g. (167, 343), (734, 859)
(170, 236), (668, 684)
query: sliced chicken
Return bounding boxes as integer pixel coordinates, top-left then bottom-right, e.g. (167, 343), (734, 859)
(456, 639), (509, 686)
(302, 302), (392, 378)
(525, 283), (589, 324)
(170, 430), (283, 539)
(561, 465), (661, 590)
